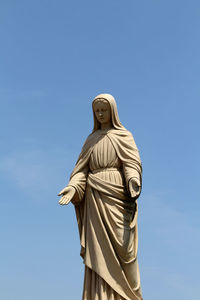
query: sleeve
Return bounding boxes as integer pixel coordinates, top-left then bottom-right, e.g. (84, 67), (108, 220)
(68, 166), (89, 202)
(123, 163), (141, 189)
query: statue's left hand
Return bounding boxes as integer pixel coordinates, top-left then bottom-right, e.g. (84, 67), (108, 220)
(129, 179), (140, 198)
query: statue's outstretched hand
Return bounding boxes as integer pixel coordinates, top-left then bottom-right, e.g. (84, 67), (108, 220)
(129, 179), (140, 199)
(58, 186), (76, 205)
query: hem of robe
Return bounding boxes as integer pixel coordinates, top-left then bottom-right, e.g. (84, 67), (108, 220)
(83, 258), (142, 300)
(83, 266), (130, 300)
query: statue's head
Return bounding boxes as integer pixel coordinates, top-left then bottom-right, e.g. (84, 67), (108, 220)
(92, 93), (124, 132)
(93, 98), (111, 126)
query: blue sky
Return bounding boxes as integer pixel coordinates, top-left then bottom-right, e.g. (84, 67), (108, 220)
(0, 0), (200, 299)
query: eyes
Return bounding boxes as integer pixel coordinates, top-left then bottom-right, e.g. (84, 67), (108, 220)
(95, 108), (108, 113)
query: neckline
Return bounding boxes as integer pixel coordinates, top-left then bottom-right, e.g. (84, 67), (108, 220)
(98, 128), (111, 135)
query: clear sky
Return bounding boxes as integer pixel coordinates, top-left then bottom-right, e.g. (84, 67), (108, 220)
(0, 1), (200, 299)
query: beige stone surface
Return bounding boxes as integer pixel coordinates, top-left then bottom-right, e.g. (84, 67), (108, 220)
(58, 94), (143, 300)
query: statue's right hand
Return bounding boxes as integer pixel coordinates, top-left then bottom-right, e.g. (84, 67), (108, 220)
(58, 186), (76, 205)
(58, 186), (70, 196)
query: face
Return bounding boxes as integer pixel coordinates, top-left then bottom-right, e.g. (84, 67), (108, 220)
(93, 100), (111, 124)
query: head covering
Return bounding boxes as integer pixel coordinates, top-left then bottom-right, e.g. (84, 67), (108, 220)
(92, 93), (125, 132)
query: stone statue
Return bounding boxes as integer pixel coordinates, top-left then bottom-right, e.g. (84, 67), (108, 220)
(58, 94), (143, 300)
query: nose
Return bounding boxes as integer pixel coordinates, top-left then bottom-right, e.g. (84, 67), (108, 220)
(98, 112), (103, 117)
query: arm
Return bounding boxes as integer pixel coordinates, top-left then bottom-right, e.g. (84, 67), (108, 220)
(58, 166), (89, 205)
(123, 163), (142, 199)
(128, 178), (141, 199)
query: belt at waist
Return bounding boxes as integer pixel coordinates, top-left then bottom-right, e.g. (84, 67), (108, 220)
(91, 167), (122, 174)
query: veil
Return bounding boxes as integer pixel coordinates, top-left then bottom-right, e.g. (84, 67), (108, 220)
(92, 93), (125, 132)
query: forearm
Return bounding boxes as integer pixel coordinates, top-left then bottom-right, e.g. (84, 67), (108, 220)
(68, 167), (88, 201)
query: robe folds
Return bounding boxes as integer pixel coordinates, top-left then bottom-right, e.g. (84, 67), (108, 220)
(68, 128), (143, 300)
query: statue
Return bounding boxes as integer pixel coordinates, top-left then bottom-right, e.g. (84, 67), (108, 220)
(58, 94), (143, 300)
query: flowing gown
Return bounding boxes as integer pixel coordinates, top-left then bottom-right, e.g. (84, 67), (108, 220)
(69, 130), (143, 300)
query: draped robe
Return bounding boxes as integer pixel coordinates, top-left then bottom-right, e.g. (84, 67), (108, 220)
(68, 128), (143, 300)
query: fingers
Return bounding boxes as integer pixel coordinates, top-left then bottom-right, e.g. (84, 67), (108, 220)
(58, 187), (75, 205)
(59, 195), (71, 205)
(130, 189), (137, 198)
(59, 196), (66, 205)
(129, 180), (139, 192)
